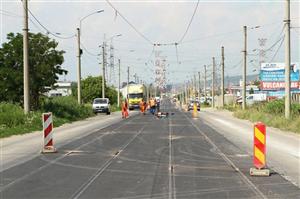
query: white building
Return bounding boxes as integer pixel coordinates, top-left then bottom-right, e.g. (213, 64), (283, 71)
(46, 82), (72, 97)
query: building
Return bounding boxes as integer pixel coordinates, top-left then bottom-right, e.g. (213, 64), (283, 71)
(45, 82), (72, 97)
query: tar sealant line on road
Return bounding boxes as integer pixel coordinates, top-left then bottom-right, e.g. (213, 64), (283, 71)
(181, 111), (268, 199)
(0, 115), (139, 193)
(71, 124), (146, 199)
(168, 114), (176, 199)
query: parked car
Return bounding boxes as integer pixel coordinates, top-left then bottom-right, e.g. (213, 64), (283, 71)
(188, 100), (200, 111)
(92, 98), (111, 115)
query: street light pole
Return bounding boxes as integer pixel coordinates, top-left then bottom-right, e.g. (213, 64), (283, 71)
(77, 10), (104, 104)
(102, 43), (105, 98)
(118, 59), (121, 107)
(77, 28), (82, 104)
(212, 57), (215, 108)
(23, 0), (30, 114)
(242, 26), (247, 110)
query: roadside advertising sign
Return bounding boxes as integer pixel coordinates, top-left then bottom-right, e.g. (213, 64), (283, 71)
(260, 63), (300, 91)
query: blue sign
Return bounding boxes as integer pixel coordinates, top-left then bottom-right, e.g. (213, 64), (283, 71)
(260, 63), (299, 82)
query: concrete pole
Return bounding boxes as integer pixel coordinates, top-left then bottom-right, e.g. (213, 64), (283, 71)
(212, 57), (215, 108)
(102, 43), (105, 98)
(285, 0), (291, 119)
(204, 65), (207, 98)
(23, 0), (30, 113)
(198, 72), (201, 97)
(117, 59), (120, 107)
(242, 26), (247, 110)
(221, 46), (225, 107)
(184, 82), (187, 104)
(76, 28), (82, 104)
(127, 66), (129, 99)
(194, 74), (197, 97)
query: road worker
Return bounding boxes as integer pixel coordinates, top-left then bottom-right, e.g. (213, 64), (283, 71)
(149, 97), (156, 115)
(122, 99), (129, 119)
(139, 99), (145, 115)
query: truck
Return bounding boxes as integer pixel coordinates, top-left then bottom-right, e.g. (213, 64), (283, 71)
(126, 84), (146, 110)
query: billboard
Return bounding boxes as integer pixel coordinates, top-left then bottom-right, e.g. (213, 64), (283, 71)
(260, 63), (300, 91)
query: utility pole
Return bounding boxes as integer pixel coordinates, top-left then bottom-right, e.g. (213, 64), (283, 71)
(117, 59), (120, 107)
(102, 43), (105, 98)
(221, 46), (225, 108)
(204, 65), (207, 98)
(285, 0), (291, 119)
(23, 0), (29, 113)
(184, 82), (188, 104)
(194, 74), (196, 97)
(77, 28), (82, 104)
(242, 26), (247, 110)
(127, 66), (129, 99)
(212, 57), (215, 108)
(198, 72), (201, 97)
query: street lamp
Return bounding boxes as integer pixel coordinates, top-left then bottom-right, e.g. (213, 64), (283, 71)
(77, 10), (104, 104)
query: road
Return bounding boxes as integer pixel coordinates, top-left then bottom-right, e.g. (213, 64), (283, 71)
(0, 99), (299, 199)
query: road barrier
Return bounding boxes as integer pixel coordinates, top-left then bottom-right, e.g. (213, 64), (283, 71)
(42, 112), (56, 153)
(250, 122), (270, 176)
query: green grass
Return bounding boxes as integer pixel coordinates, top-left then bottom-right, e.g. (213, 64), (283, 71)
(0, 96), (120, 138)
(224, 100), (300, 134)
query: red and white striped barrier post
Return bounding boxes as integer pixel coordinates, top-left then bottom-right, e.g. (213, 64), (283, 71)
(250, 122), (270, 176)
(42, 112), (56, 153)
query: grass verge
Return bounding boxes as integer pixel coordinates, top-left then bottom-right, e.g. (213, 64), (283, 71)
(0, 96), (106, 138)
(224, 100), (300, 134)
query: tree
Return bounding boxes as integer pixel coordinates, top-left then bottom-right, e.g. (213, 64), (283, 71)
(0, 32), (66, 109)
(74, 76), (118, 105)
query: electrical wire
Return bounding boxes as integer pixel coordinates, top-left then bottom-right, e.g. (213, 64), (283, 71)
(178, 0), (200, 44)
(105, 0), (153, 45)
(19, 0), (75, 40)
(269, 35), (285, 62)
(80, 42), (99, 57)
(0, 9), (22, 17)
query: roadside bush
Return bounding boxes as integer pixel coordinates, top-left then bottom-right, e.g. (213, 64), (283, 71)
(0, 103), (25, 127)
(263, 99), (284, 114)
(0, 103), (42, 138)
(41, 96), (93, 121)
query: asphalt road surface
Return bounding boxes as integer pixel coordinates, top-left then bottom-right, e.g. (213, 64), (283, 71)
(1, 99), (299, 199)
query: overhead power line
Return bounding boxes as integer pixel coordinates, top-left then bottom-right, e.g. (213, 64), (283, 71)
(19, 1), (75, 40)
(178, 0), (200, 44)
(269, 35), (285, 62)
(105, 0), (153, 45)
(80, 42), (99, 57)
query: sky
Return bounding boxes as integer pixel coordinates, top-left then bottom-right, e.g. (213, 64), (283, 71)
(1, 0), (299, 87)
